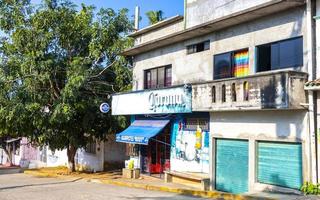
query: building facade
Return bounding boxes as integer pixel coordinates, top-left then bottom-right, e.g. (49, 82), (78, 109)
(112, 0), (319, 194)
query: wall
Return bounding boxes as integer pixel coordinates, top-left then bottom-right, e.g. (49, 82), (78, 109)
(46, 148), (68, 167)
(192, 71), (307, 111)
(185, 0), (275, 28)
(134, 19), (184, 46)
(211, 110), (307, 140)
(76, 141), (104, 172)
(104, 135), (128, 163)
(133, 7), (307, 91)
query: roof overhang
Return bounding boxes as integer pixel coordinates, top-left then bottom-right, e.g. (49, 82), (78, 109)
(123, 0), (305, 56)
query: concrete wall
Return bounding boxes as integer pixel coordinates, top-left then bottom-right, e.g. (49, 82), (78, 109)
(76, 141), (104, 172)
(192, 71), (307, 111)
(46, 148), (68, 167)
(185, 0), (276, 28)
(104, 135), (128, 163)
(134, 19), (184, 46)
(133, 7), (307, 91)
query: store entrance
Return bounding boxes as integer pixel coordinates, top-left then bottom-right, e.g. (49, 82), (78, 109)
(141, 125), (171, 175)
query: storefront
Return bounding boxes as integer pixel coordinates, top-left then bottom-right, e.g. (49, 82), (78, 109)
(112, 85), (210, 175)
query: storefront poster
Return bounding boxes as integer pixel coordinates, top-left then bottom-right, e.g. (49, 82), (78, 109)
(170, 118), (210, 173)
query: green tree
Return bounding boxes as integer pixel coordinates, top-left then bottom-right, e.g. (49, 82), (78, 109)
(145, 10), (165, 25)
(0, 0), (133, 171)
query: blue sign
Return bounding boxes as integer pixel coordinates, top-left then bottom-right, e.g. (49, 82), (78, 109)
(100, 103), (110, 113)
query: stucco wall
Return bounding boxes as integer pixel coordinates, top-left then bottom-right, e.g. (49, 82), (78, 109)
(46, 148), (68, 167)
(210, 110), (308, 141)
(185, 0), (275, 28)
(133, 7), (307, 91)
(104, 135), (128, 163)
(134, 20), (184, 46)
(76, 141), (104, 172)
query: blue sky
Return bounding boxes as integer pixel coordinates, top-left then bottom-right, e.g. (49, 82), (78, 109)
(31, 0), (184, 28)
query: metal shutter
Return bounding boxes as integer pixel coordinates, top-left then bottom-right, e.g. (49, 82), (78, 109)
(258, 142), (302, 189)
(215, 139), (249, 194)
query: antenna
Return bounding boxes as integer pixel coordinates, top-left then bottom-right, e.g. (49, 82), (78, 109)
(134, 6), (140, 31)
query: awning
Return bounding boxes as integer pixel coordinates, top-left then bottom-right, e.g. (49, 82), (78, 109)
(116, 120), (170, 145)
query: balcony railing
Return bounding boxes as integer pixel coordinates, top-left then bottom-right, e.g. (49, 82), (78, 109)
(192, 70), (308, 111)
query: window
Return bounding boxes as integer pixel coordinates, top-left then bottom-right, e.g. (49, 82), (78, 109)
(257, 37), (303, 72)
(214, 49), (249, 80)
(243, 81), (249, 101)
(231, 83), (236, 102)
(85, 142), (96, 154)
(184, 118), (209, 131)
(144, 65), (172, 89)
(222, 84), (226, 103)
(212, 86), (216, 103)
(187, 40), (210, 54)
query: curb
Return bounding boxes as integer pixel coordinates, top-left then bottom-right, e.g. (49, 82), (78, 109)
(24, 170), (276, 200)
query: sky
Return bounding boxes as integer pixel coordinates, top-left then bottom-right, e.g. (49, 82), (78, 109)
(31, 0), (184, 29)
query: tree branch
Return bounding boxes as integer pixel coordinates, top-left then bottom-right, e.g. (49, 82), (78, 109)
(89, 60), (117, 79)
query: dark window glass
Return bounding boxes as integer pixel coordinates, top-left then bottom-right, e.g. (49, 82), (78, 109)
(279, 38), (303, 68)
(214, 52), (232, 79)
(257, 37), (303, 72)
(145, 65), (172, 89)
(257, 45), (271, 72)
(187, 40), (210, 54)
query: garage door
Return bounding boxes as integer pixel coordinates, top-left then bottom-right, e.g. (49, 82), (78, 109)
(258, 142), (302, 190)
(215, 139), (248, 194)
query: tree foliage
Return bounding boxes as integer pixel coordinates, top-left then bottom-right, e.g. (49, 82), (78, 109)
(0, 0), (133, 170)
(145, 10), (165, 25)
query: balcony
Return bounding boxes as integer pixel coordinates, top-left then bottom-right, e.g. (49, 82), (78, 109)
(192, 70), (308, 111)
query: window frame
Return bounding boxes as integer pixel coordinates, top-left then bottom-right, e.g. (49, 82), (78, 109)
(256, 36), (303, 72)
(186, 40), (210, 55)
(144, 65), (172, 89)
(213, 48), (249, 80)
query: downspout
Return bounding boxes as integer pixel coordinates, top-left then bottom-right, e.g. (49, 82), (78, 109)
(306, 0), (317, 184)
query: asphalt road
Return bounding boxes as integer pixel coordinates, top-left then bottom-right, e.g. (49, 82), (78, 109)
(0, 174), (206, 200)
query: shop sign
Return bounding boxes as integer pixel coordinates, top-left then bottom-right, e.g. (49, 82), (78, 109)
(112, 86), (192, 115)
(99, 103), (110, 113)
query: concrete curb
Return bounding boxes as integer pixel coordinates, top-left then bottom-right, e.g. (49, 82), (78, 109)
(24, 170), (276, 200)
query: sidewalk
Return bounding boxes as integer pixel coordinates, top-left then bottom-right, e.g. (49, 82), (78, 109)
(23, 167), (307, 200)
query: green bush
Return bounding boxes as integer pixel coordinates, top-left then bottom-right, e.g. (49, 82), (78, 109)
(301, 182), (320, 195)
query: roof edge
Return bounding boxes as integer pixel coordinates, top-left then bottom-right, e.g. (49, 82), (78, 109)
(129, 15), (184, 37)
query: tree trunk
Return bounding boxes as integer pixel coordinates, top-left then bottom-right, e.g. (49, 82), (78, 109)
(67, 145), (77, 172)
(1, 143), (13, 166)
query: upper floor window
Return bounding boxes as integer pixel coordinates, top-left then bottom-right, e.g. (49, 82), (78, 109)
(145, 65), (172, 89)
(187, 40), (210, 54)
(214, 49), (249, 80)
(257, 37), (303, 72)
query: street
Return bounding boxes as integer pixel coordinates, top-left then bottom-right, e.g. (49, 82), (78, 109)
(0, 174), (206, 200)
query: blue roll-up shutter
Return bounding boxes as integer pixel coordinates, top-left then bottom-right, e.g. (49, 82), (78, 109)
(215, 139), (248, 194)
(258, 142), (302, 190)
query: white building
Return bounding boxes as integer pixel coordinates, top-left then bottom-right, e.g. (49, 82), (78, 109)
(112, 0), (319, 194)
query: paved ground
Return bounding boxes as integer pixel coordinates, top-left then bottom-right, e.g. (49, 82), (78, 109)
(0, 174), (206, 200)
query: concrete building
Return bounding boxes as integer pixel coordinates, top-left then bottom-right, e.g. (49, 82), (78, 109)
(112, 0), (318, 194)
